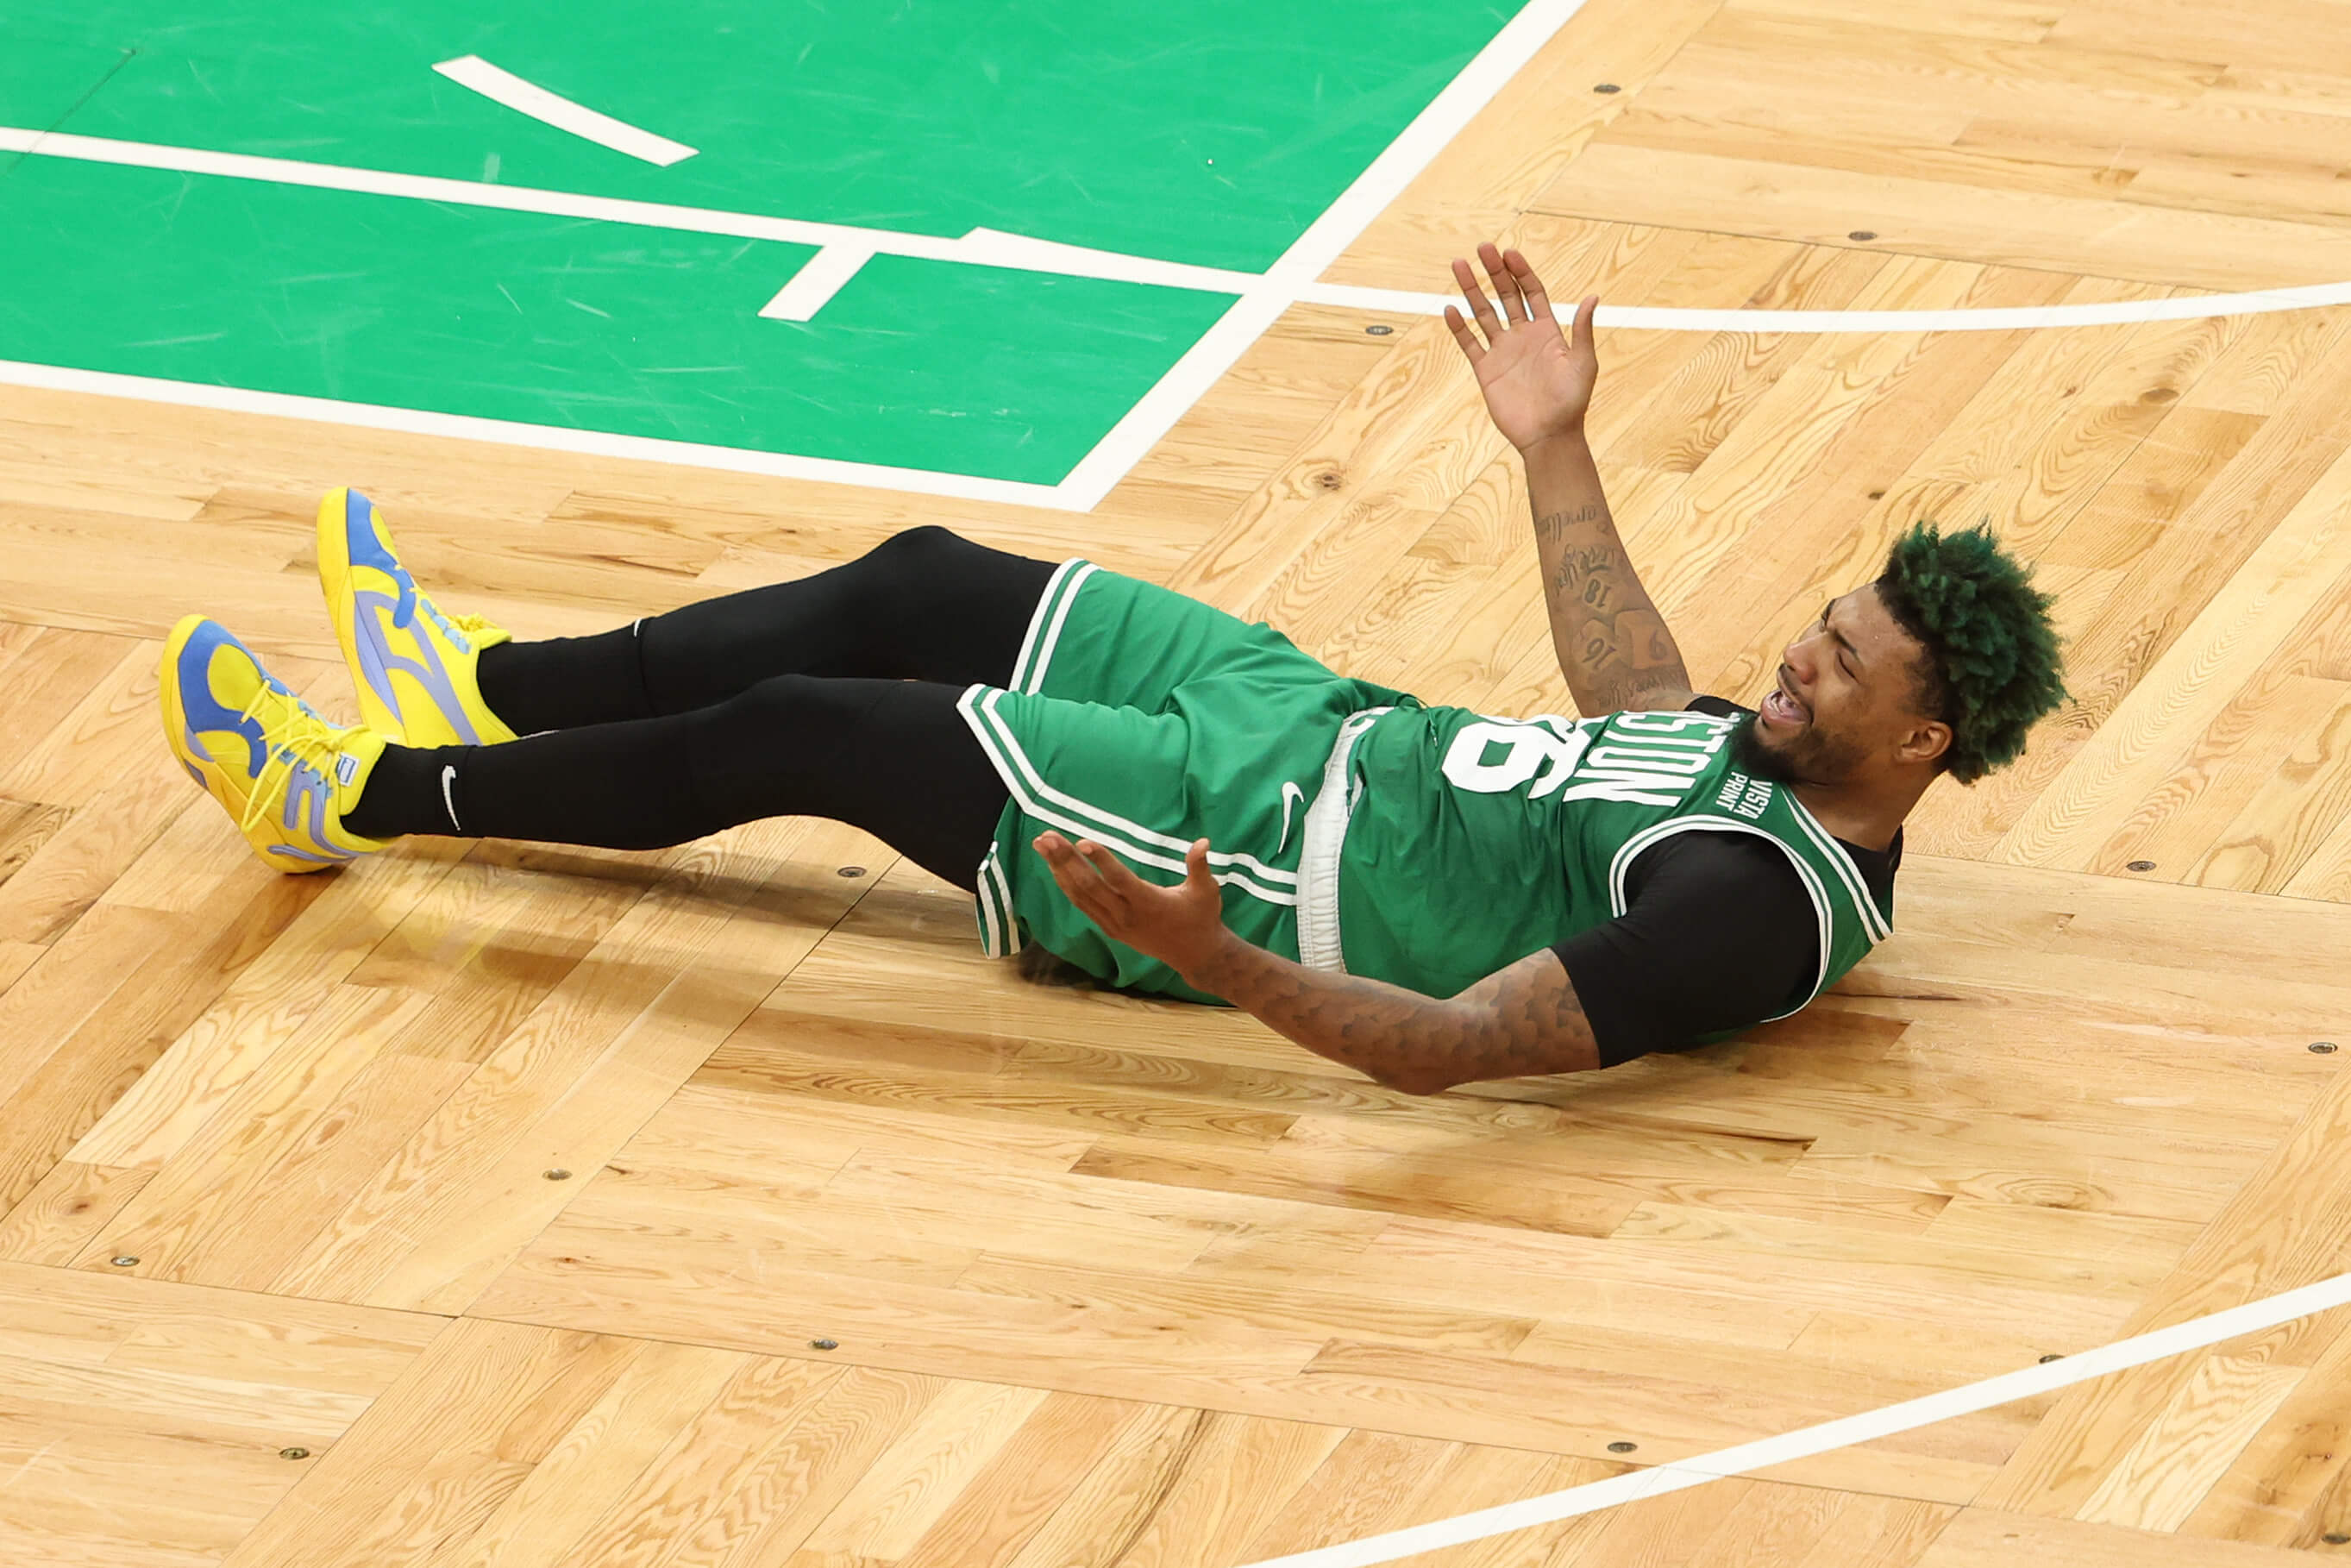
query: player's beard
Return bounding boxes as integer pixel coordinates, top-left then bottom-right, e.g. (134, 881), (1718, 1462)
(1730, 709), (1867, 787)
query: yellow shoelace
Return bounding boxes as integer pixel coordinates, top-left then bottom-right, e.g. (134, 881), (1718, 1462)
(417, 594), (499, 646)
(232, 687), (348, 837)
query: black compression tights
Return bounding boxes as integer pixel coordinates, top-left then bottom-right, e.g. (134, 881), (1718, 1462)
(342, 526), (1052, 888)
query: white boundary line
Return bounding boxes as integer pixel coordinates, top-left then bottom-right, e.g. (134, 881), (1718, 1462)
(1231, 1269), (2351, 1568)
(0, 358), (1069, 507)
(430, 55), (698, 166)
(1050, 0), (1596, 507)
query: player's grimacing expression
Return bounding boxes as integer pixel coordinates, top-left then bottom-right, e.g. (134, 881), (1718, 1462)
(1748, 586), (1951, 785)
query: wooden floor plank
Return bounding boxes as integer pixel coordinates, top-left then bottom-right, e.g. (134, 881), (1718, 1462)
(1922, 1507), (2325, 1566)
(0, 1264), (439, 1568)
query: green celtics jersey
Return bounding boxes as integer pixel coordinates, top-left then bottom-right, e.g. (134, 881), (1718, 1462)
(1303, 705), (1894, 1017)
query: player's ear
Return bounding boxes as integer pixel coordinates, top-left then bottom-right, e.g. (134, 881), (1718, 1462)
(1896, 718), (1952, 769)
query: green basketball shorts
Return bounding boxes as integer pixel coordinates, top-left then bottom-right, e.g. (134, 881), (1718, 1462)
(956, 559), (1409, 1003)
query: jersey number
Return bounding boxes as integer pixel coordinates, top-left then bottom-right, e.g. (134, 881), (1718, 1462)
(1440, 718), (1592, 799)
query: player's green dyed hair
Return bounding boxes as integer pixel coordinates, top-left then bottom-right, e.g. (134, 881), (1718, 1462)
(1875, 522), (2066, 785)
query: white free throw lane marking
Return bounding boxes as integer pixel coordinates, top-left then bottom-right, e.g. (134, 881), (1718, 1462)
(432, 55), (698, 166)
(1231, 1269), (2351, 1568)
(760, 245), (877, 322)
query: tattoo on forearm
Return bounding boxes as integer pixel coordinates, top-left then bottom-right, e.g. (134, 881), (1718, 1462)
(1539, 536), (1684, 694)
(1572, 607), (1680, 673)
(1526, 441), (1689, 710)
(1189, 942), (1597, 1093)
(1552, 544), (1614, 593)
(1535, 503), (1602, 545)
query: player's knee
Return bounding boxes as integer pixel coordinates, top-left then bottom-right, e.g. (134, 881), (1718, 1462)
(718, 672), (831, 730)
(851, 526), (981, 642)
(694, 674), (871, 795)
(696, 674), (834, 764)
(871, 524), (974, 574)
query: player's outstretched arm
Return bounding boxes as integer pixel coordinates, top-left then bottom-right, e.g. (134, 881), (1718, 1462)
(1194, 941), (1600, 1093)
(1445, 243), (1693, 716)
(1035, 833), (1600, 1092)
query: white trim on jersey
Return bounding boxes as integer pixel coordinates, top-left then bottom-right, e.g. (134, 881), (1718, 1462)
(956, 685), (1300, 906)
(975, 687), (1298, 889)
(1781, 795), (1895, 941)
(975, 853), (1005, 955)
(986, 849), (1020, 953)
(1008, 558), (1097, 695)
(972, 843), (1021, 957)
(1295, 708), (1393, 973)
(1607, 818), (1836, 1019)
(987, 563), (1297, 890)
(1025, 562), (1097, 693)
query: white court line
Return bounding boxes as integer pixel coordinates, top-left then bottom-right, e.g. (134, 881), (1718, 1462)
(0, 357), (1069, 507)
(432, 55), (698, 166)
(0, 127), (1253, 293)
(1231, 1269), (2351, 1568)
(1050, 0), (1595, 509)
(760, 244), (877, 322)
(10, 122), (2343, 342)
(1303, 277), (2351, 336)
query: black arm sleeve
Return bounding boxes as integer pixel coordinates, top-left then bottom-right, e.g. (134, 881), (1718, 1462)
(1551, 831), (1821, 1069)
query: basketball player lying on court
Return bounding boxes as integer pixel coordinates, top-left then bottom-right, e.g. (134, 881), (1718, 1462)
(160, 245), (2065, 1093)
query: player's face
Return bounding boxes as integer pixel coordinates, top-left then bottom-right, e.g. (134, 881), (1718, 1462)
(1743, 587), (1940, 786)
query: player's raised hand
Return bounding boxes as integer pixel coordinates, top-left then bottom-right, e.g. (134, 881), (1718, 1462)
(1444, 243), (1598, 454)
(1033, 832), (1228, 981)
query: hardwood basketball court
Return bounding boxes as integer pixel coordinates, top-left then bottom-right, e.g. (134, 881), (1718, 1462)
(5, 1), (2351, 1563)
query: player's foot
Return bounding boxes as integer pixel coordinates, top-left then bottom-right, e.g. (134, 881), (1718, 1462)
(317, 486), (517, 747)
(159, 615), (391, 874)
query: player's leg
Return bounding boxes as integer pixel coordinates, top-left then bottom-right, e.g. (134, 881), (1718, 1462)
(166, 610), (1008, 888)
(342, 674), (1009, 887)
(477, 524), (1056, 730)
(318, 487), (1053, 743)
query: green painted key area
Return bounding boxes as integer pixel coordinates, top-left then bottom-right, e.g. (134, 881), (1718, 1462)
(0, 3), (1521, 485)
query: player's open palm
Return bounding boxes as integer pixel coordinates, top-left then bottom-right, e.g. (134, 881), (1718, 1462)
(1444, 242), (1598, 454)
(1033, 832), (1227, 980)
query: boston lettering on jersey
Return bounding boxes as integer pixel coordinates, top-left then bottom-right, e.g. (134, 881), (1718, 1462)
(1326, 703), (1893, 1027)
(1434, 707), (1740, 808)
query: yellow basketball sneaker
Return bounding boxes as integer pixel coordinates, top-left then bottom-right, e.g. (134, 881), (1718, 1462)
(160, 615), (390, 873)
(317, 487), (517, 747)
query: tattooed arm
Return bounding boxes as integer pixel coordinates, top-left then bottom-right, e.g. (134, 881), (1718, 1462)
(1444, 242), (1692, 715)
(1525, 435), (1693, 715)
(1188, 939), (1596, 1092)
(1034, 833), (1599, 1092)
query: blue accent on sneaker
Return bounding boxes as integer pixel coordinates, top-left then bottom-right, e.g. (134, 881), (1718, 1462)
(351, 587), (486, 745)
(174, 618), (274, 777)
(342, 489), (415, 630)
(335, 488), (500, 745)
(343, 489), (476, 654)
(161, 615), (387, 874)
(280, 754), (358, 862)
